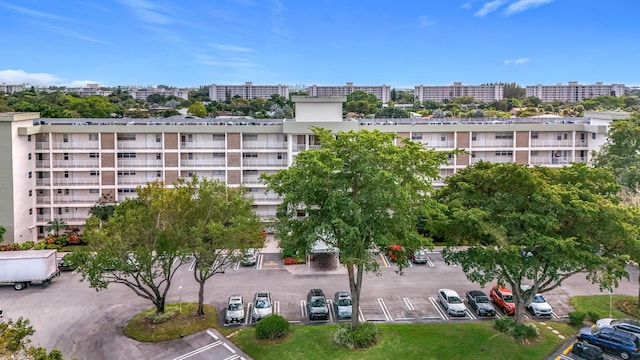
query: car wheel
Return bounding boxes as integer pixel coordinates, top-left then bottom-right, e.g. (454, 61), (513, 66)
(476, 308), (481, 316)
(14, 283), (25, 290)
(621, 351), (630, 360)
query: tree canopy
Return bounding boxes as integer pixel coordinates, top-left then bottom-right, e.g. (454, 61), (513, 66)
(433, 162), (637, 323)
(262, 128), (450, 330)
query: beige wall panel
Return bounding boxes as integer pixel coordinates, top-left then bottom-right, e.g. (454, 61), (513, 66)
(516, 132), (529, 147)
(457, 153), (469, 166)
(101, 170), (115, 186)
(227, 133), (240, 149)
(101, 153), (114, 167)
(515, 150), (529, 164)
(227, 152), (241, 167)
(101, 133), (114, 150)
(165, 170), (178, 184)
(165, 153), (178, 167)
(457, 132), (470, 148)
(228, 170), (241, 184)
(164, 133), (178, 149)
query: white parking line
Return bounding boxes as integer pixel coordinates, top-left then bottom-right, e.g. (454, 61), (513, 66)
(358, 306), (365, 322)
(233, 261), (239, 271)
(327, 299), (334, 322)
(188, 258), (196, 272)
(377, 298), (393, 321)
(245, 303), (252, 325)
(466, 308), (476, 320)
(380, 254), (390, 267)
(551, 312), (560, 319)
(172, 341), (222, 360)
(428, 296), (449, 320)
(426, 257), (435, 268)
(300, 300), (307, 319)
(221, 355), (240, 360)
(274, 300), (280, 315)
(403, 297), (415, 311)
(255, 254), (263, 270)
(406, 260), (413, 268)
(222, 343), (236, 354)
(207, 330), (218, 340)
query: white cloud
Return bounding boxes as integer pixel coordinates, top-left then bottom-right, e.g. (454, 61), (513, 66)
(118, 0), (172, 24)
(504, 0), (554, 15)
(26, 21), (115, 46)
(270, 0), (292, 41)
(418, 15), (436, 27)
(460, 1), (475, 9)
(504, 58), (530, 65)
(0, 2), (72, 22)
(210, 44), (254, 52)
(0, 70), (99, 87)
(474, 0), (507, 17)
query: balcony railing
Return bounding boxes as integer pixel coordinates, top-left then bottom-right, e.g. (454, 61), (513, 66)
(52, 178), (100, 186)
(242, 160), (288, 167)
(180, 160), (226, 167)
(52, 160), (100, 168)
(242, 142), (287, 149)
(469, 156), (514, 164)
(36, 142), (50, 150)
(530, 156), (572, 165)
(420, 141), (455, 149)
(117, 160), (163, 167)
(36, 179), (51, 186)
(36, 196), (51, 204)
(51, 142), (99, 150)
(53, 196), (100, 204)
(118, 142), (163, 149)
(117, 178), (159, 185)
(469, 140), (514, 148)
(36, 160), (50, 168)
(181, 141), (225, 149)
(530, 140), (576, 148)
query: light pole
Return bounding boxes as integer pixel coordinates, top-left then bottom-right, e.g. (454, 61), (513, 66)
(609, 289), (613, 318)
(178, 286), (183, 315)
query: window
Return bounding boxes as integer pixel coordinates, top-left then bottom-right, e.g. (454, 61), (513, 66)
(580, 133), (586, 140)
(29, 190), (32, 197)
(472, 133), (477, 141)
(28, 153), (31, 160)
(212, 153), (225, 158)
(89, 153), (99, 158)
(471, 151), (476, 158)
(28, 171), (32, 178)
(243, 134), (258, 141)
(440, 134), (446, 141)
(531, 151), (539, 156)
(411, 133), (423, 140)
(28, 135), (31, 142)
(156, 171), (162, 177)
(117, 134), (136, 141)
(212, 170), (225, 175)
(63, 153), (69, 160)
(156, 153), (161, 160)
(187, 171), (194, 177)
(117, 153), (137, 158)
(155, 134), (162, 143)
(37, 190), (44, 195)
(90, 170), (99, 176)
(531, 132), (538, 139)
(29, 208), (33, 215)
(64, 171), (69, 178)
(495, 151), (513, 156)
(89, 134), (98, 141)
(495, 132), (513, 139)
(592, 133), (596, 139)
(557, 133), (562, 140)
(89, 189), (99, 194)
(188, 153), (193, 160)
(213, 134), (225, 141)
(277, 153), (283, 160)
(117, 170), (136, 176)
(277, 134), (287, 142)
(563, 133), (568, 140)
(243, 153), (258, 158)
(118, 188), (135, 193)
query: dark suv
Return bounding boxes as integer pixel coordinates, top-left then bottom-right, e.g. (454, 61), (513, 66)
(578, 326), (640, 359)
(307, 289), (329, 321)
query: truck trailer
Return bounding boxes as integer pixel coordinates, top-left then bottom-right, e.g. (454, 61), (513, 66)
(0, 250), (60, 290)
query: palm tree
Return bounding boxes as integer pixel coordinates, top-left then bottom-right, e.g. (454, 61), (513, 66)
(46, 219), (68, 238)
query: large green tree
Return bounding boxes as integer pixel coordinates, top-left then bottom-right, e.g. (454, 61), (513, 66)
(0, 317), (66, 359)
(72, 181), (191, 314)
(187, 103), (207, 118)
(434, 162), (637, 323)
(262, 128), (449, 330)
(177, 177), (265, 316)
(46, 219), (68, 238)
(344, 91), (380, 116)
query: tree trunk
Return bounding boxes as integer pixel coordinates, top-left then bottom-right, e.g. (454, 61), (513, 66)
(155, 297), (165, 313)
(347, 261), (364, 331)
(637, 270), (640, 308)
(514, 294), (526, 325)
(194, 268), (206, 317)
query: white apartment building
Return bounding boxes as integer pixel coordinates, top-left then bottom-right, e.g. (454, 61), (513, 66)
(208, 82), (289, 102)
(307, 83), (392, 103)
(128, 88), (191, 101)
(0, 100), (629, 244)
(526, 82), (625, 103)
(0, 83), (27, 94)
(414, 83), (504, 103)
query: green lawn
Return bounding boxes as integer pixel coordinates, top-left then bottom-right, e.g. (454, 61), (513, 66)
(231, 321), (575, 360)
(570, 295), (639, 320)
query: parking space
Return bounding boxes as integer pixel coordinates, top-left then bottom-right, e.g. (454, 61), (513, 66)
(168, 329), (249, 360)
(358, 297), (390, 322)
(257, 253), (285, 270)
(555, 341), (619, 360)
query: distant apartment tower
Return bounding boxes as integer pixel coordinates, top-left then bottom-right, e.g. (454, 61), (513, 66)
(307, 83), (392, 103)
(129, 88), (191, 101)
(0, 83), (27, 94)
(209, 82), (289, 102)
(525, 82), (625, 103)
(414, 83), (504, 103)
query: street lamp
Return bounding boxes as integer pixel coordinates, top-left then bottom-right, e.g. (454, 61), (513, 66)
(178, 286), (183, 315)
(609, 289), (613, 318)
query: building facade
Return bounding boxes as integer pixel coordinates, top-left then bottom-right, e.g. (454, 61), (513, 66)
(0, 83), (27, 94)
(414, 83), (504, 103)
(208, 82), (289, 102)
(525, 82), (625, 103)
(308, 83), (392, 103)
(0, 100), (629, 244)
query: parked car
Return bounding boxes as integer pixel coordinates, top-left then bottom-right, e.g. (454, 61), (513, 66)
(526, 293), (553, 316)
(596, 318), (640, 336)
(411, 249), (429, 264)
(490, 285), (515, 316)
(57, 254), (77, 271)
(307, 289), (329, 321)
(437, 289), (467, 317)
(334, 292), (353, 320)
(240, 249), (258, 266)
(465, 290), (496, 317)
(577, 326), (640, 359)
(571, 341), (604, 360)
(252, 291), (272, 322)
(224, 295), (245, 324)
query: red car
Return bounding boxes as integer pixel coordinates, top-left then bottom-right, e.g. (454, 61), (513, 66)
(490, 285), (515, 315)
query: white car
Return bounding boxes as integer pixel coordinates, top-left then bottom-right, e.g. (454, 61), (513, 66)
(224, 295), (245, 324)
(252, 291), (273, 322)
(437, 289), (467, 317)
(526, 293), (553, 316)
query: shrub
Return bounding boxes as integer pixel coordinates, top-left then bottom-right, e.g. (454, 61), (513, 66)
(18, 241), (34, 250)
(146, 308), (176, 324)
(0, 243), (19, 251)
(33, 241), (46, 250)
(568, 311), (586, 326)
(587, 311), (601, 323)
(333, 322), (379, 349)
(494, 318), (515, 333)
(283, 257), (299, 265)
(255, 314), (289, 340)
(512, 323), (538, 341)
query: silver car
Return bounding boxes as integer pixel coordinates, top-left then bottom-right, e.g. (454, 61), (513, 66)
(334, 292), (353, 320)
(411, 249), (429, 264)
(225, 295), (245, 324)
(252, 291), (272, 322)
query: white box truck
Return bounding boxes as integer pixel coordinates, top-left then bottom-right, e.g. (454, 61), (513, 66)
(0, 250), (60, 290)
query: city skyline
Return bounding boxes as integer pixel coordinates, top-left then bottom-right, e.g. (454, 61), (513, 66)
(1, 0), (639, 88)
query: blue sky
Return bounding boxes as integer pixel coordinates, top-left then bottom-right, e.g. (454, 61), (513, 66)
(1, 0), (639, 88)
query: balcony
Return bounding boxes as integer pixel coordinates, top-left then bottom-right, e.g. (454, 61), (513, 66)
(36, 160), (50, 168)
(118, 141), (163, 149)
(52, 160), (100, 168)
(51, 142), (99, 150)
(242, 159), (287, 167)
(530, 156), (572, 165)
(117, 160), (163, 167)
(36, 178), (51, 186)
(53, 196), (100, 204)
(530, 140), (575, 148)
(36, 196), (51, 204)
(36, 142), (50, 150)
(181, 141), (225, 149)
(117, 178), (159, 185)
(469, 140), (514, 148)
(469, 156), (514, 164)
(180, 160), (226, 167)
(242, 142), (287, 149)
(52, 178), (100, 186)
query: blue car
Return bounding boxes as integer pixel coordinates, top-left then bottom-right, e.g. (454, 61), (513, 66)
(577, 326), (640, 359)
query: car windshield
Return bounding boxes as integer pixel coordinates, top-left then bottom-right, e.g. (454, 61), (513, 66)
(415, 250), (426, 257)
(228, 303), (242, 311)
(338, 298), (352, 306)
(312, 298), (326, 307)
(503, 294), (514, 302)
(612, 319), (640, 327)
(476, 296), (489, 304)
(255, 298), (270, 309)
(448, 296), (462, 304)
(532, 295), (546, 303)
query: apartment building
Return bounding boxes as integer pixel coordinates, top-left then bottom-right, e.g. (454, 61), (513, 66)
(308, 83), (392, 103)
(0, 100), (629, 244)
(414, 83), (504, 103)
(0, 83), (27, 94)
(208, 82), (289, 102)
(525, 82), (625, 103)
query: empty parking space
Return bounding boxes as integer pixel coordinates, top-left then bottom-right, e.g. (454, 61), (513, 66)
(379, 296), (440, 322)
(258, 253), (285, 270)
(358, 297), (389, 322)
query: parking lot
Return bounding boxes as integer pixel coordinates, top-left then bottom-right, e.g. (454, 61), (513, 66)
(0, 246), (636, 359)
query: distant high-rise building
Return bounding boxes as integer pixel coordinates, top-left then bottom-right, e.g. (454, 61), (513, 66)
(414, 83), (504, 103)
(0, 83), (27, 94)
(308, 83), (392, 103)
(209, 82), (289, 101)
(525, 82), (625, 103)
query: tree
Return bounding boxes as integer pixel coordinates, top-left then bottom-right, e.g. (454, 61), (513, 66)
(262, 128), (450, 330)
(187, 103), (207, 118)
(177, 177), (264, 316)
(0, 317), (66, 359)
(46, 219), (68, 238)
(72, 181), (190, 314)
(375, 107), (410, 118)
(433, 162), (636, 324)
(0, 225), (4, 241)
(344, 91), (380, 116)
(503, 83), (525, 99)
